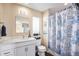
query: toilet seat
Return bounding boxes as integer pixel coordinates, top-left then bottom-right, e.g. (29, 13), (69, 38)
(38, 45), (46, 52)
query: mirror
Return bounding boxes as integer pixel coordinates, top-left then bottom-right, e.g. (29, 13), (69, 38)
(16, 16), (29, 33)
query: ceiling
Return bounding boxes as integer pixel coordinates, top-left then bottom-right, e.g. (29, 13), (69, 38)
(19, 3), (72, 12)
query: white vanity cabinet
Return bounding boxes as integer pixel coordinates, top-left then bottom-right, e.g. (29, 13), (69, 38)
(0, 38), (36, 56)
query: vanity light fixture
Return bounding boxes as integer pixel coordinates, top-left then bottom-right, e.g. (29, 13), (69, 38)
(18, 7), (28, 17)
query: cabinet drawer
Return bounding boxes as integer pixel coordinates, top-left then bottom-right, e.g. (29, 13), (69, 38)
(0, 44), (15, 52)
(0, 49), (14, 56)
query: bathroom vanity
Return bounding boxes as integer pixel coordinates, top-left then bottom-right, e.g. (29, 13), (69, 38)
(0, 37), (36, 56)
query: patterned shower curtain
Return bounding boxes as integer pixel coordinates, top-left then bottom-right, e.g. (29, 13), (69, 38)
(48, 4), (79, 56)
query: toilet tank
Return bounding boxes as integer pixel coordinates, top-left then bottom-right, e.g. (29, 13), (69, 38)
(36, 39), (41, 46)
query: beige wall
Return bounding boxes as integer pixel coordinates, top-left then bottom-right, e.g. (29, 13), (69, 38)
(42, 10), (49, 48)
(0, 4), (43, 39)
(0, 4), (15, 36)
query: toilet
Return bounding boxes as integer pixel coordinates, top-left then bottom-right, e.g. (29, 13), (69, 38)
(38, 45), (46, 56)
(36, 39), (46, 56)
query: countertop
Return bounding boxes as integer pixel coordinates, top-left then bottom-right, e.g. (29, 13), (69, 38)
(0, 36), (36, 45)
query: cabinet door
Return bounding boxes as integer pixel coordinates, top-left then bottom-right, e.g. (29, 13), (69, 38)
(15, 44), (35, 56)
(15, 46), (28, 56)
(27, 44), (35, 56)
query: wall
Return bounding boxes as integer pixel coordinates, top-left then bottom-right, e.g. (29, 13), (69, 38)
(42, 10), (49, 48)
(0, 3), (43, 41)
(0, 4), (15, 36)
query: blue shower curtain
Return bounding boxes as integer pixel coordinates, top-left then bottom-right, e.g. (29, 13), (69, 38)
(48, 4), (79, 56)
